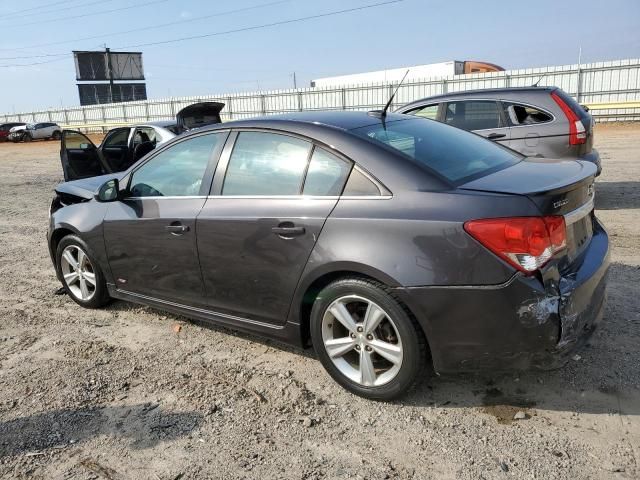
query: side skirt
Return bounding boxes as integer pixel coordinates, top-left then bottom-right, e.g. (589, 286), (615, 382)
(107, 285), (304, 347)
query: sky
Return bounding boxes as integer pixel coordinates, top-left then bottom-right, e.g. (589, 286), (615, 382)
(1, 0), (639, 113)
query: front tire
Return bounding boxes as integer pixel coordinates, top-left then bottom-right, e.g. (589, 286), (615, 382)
(22, 133), (32, 142)
(310, 277), (427, 400)
(52, 131), (61, 140)
(55, 235), (110, 308)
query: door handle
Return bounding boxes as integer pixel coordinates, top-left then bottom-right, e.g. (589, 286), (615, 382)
(271, 224), (305, 237)
(165, 223), (190, 235)
(487, 133), (506, 140)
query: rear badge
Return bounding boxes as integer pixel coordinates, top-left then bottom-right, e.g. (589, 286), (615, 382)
(553, 199), (569, 209)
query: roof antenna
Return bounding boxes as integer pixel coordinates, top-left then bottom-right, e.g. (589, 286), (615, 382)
(370, 69), (410, 119)
(531, 74), (545, 87)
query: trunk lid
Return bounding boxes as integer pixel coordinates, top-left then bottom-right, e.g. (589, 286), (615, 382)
(176, 102), (225, 132)
(460, 157), (597, 264)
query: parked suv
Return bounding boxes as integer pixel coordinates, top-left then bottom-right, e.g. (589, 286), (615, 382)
(396, 87), (601, 174)
(9, 122), (62, 142)
(0, 122), (26, 142)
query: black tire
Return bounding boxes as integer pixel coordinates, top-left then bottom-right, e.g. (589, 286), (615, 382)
(22, 133), (32, 142)
(55, 234), (110, 309)
(52, 131), (61, 140)
(310, 277), (427, 400)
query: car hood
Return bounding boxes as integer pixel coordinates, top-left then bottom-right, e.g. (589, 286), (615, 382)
(55, 173), (125, 200)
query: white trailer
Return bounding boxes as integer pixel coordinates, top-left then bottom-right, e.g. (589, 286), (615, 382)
(311, 61), (466, 88)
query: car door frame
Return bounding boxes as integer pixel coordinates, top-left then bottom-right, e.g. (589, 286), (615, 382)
(104, 129), (231, 305)
(60, 130), (113, 181)
(442, 98), (511, 144)
(198, 127), (354, 326)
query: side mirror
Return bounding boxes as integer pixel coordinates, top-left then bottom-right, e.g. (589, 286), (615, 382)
(80, 143), (90, 150)
(96, 178), (120, 202)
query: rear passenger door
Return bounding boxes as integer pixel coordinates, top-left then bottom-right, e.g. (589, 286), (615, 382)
(443, 100), (511, 146)
(196, 130), (352, 326)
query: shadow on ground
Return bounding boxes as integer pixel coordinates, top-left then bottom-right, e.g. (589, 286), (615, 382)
(0, 404), (201, 458)
(595, 181), (640, 209)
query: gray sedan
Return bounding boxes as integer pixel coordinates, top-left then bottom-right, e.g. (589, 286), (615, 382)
(48, 111), (609, 400)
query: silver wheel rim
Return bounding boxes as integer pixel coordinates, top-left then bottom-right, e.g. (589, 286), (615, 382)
(60, 245), (96, 301)
(321, 295), (403, 387)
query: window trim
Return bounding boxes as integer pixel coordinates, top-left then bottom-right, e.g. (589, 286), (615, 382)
(124, 129), (230, 200)
(208, 127), (392, 199)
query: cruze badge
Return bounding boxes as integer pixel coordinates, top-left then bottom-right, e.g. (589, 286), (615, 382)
(553, 198), (569, 209)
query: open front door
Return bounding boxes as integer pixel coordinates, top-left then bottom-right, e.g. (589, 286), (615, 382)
(60, 130), (111, 181)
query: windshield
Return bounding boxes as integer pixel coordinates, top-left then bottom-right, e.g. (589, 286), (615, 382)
(351, 117), (522, 183)
(26, 123), (36, 130)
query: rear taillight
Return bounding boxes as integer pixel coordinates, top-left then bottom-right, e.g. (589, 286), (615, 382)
(464, 216), (567, 274)
(551, 91), (586, 145)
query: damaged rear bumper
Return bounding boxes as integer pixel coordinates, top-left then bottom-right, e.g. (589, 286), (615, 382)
(395, 219), (610, 374)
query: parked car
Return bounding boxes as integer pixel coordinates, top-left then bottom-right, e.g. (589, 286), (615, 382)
(0, 122), (26, 142)
(60, 102), (224, 181)
(396, 87), (601, 174)
(49, 111), (609, 400)
(9, 122), (62, 142)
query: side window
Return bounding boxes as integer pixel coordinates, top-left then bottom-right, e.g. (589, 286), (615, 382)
(505, 103), (553, 125)
(342, 168), (381, 196)
(444, 101), (501, 131)
(133, 127), (157, 146)
(130, 133), (222, 197)
(102, 129), (129, 148)
(303, 148), (352, 196)
(223, 132), (311, 196)
(406, 103), (439, 120)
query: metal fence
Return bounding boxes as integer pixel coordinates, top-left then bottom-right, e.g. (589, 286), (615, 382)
(2, 58), (640, 131)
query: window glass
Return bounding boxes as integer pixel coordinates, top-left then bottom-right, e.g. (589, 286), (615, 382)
(444, 101), (500, 130)
(506, 103), (553, 125)
(407, 104), (439, 120)
(223, 132), (311, 196)
(351, 118), (521, 184)
(342, 168), (381, 196)
(130, 133), (221, 197)
(133, 127), (157, 146)
(103, 129), (129, 148)
(303, 148), (351, 196)
(64, 132), (93, 150)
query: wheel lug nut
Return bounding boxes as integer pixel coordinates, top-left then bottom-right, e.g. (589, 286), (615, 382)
(366, 334), (373, 340)
(365, 346), (372, 352)
(356, 326), (363, 333)
(355, 345), (361, 351)
(350, 333), (356, 339)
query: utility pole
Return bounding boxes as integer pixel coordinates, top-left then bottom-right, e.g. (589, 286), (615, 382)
(293, 72), (297, 89)
(105, 46), (115, 104)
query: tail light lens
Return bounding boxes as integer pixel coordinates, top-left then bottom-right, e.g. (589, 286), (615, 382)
(464, 216), (567, 273)
(551, 91), (586, 145)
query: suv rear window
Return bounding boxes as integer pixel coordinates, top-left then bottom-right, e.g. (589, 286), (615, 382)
(351, 118), (522, 183)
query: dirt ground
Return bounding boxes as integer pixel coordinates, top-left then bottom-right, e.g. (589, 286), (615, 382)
(0, 125), (638, 480)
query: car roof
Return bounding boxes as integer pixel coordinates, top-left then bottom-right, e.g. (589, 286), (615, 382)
(143, 120), (177, 128)
(398, 86), (558, 110)
(199, 110), (411, 133)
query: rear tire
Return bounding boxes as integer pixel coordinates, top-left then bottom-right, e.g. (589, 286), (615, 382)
(52, 131), (61, 140)
(22, 133), (32, 142)
(310, 277), (427, 400)
(55, 235), (110, 309)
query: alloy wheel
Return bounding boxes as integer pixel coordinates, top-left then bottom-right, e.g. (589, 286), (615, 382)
(60, 245), (96, 301)
(321, 295), (403, 387)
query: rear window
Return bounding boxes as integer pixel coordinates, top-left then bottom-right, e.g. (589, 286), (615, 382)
(552, 88), (590, 121)
(351, 118), (522, 183)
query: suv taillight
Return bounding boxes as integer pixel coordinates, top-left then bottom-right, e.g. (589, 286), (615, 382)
(551, 91), (586, 145)
(464, 216), (567, 274)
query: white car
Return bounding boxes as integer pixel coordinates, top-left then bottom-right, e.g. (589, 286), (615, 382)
(9, 122), (62, 142)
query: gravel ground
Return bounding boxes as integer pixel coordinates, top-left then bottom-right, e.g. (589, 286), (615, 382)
(0, 125), (638, 479)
